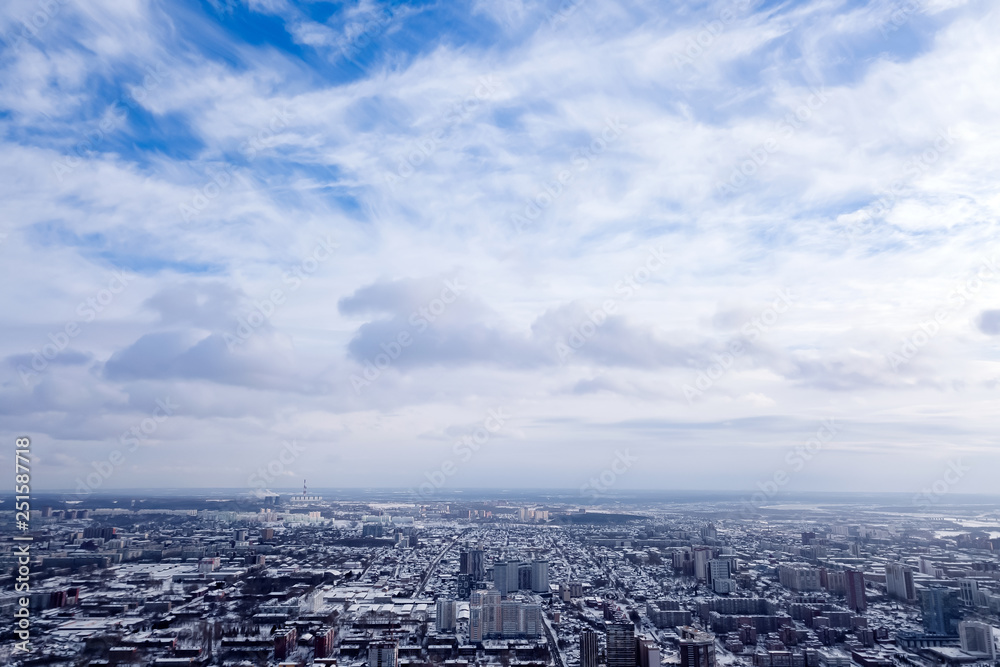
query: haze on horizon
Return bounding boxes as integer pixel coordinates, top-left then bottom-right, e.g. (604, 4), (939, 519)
(2, 0), (999, 497)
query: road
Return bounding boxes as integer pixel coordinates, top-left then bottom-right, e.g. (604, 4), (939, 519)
(414, 528), (468, 597)
(543, 611), (568, 667)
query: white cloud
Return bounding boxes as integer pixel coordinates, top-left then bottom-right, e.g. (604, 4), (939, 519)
(2, 0), (999, 493)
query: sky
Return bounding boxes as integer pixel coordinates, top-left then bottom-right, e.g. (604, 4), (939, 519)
(1, 0), (998, 499)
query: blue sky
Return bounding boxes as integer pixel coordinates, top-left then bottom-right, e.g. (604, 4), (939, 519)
(1, 0), (999, 497)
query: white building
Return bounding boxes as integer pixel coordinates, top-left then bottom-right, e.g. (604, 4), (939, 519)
(959, 621), (996, 659)
(885, 562), (916, 602)
(779, 564), (821, 591)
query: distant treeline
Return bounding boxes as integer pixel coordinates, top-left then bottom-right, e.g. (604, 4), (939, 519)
(551, 512), (646, 524)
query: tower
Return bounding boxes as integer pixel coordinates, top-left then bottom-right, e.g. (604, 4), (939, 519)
(470, 605), (484, 643)
(493, 562), (509, 596)
(920, 586), (963, 635)
(885, 563), (916, 602)
(532, 560), (550, 592)
(845, 570), (867, 613)
(679, 627), (717, 667)
(436, 599), (457, 632)
(606, 622), (636, 667)
(581, 629), (600, 667)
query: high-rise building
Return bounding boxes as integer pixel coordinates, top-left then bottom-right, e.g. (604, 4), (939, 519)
(460, 547), (486, 581)
(274, 628), (297, 661)
(532, 560), (550, 592)
(501, 600), (521, 636)
(470, 605), (484, 643)
(885, 563), (916, 602)
(493, 562), (510, 596)
(509, 561), (522, 594)
(522, 602), (542, 637)
(494, 560), (523, 596)
(581, 629), (600, 667)
(637, 635), (661, 667)
(845, 570), (867, 613)
(470, 587), (543, 639)
(706, 559), (732, 586)
(606, 622), (636, 667)
(920, 586), (963, 635)
(369, 641), (398, 667)
(693, 547), (712, 581)
(456, 573), (473, 599)
(679, 627), (716, 667)
(436, 599), (457, 632)
(826, 570), (847, 595)
(518, 563), (533, 590)
(958, 621), (996, 659)
(779, 565), (822, 591)
(486, 589), (501, 634)
(959, 579), (981, 607)
(315, 626), (335, 659)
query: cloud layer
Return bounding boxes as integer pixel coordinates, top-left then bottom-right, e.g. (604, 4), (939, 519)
(2, 0), (999, 495)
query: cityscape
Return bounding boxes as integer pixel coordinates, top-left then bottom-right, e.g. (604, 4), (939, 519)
(3, 0), (1000, 666)
(1, 490), (998, 667)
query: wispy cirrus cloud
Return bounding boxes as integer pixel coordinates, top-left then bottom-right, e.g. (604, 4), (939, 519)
(1, 0), (998, 493)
